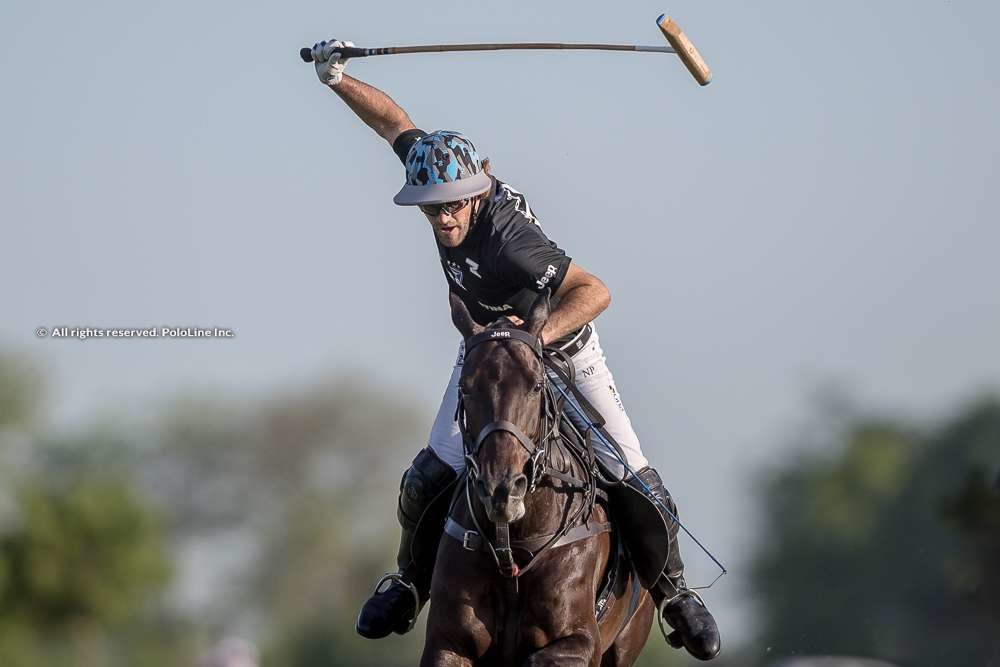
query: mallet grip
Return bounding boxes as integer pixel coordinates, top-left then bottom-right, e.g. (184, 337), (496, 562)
(656, 15), (712, 85)
(299, 46), (368, 63)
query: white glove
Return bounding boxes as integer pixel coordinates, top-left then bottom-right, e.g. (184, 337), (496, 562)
(311, 39), (355, 87)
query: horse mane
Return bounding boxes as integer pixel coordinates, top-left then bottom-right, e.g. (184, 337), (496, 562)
(485, 317), (516, 330)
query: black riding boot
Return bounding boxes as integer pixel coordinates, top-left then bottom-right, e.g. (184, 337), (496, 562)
(629, 467), (721, 661)
(356, 448), (457, 639)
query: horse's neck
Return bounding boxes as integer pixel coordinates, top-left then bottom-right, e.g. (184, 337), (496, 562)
(515, 489), (574, 538)
(459, 442), (588, 541)
(514, 443), (587, 540)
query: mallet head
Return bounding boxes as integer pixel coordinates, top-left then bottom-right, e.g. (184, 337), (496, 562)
(657, 14), (712, 85)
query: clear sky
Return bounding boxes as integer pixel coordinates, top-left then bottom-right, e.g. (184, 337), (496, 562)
(3, 0), (999, 647)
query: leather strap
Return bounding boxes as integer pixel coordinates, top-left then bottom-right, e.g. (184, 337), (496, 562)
(445, 517), (611, 556)
(543, 351), (606, 428)
(475, 420), (538, 455)
(466, 328), (542, 358)
(540, 469), (609, 503)
(495, 521), (517, 577)
(552, 323), (592, 358)
(462, 322), (591, 363)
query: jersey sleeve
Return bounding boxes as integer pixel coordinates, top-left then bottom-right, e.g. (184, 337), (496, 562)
(392, 129), (428, 164)
(495, 211), (572, 295)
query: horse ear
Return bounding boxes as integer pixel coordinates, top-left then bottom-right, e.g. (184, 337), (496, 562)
(450, 292), (484, 339)
(524, 289), (550, 339)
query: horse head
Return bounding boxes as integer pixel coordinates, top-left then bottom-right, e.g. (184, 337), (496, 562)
(450, 291), (551, 525)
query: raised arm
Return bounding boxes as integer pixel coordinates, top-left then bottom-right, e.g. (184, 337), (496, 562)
(330, 74), (416, 144)
(311, 39), (416, 145)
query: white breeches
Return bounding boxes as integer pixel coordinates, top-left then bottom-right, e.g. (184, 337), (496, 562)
(427, 325), (649, 479)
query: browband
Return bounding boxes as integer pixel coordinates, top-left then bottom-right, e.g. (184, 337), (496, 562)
(465, 328), (543, 358)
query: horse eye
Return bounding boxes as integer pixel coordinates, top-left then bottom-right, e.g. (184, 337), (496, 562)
(532, 380), (544, 393)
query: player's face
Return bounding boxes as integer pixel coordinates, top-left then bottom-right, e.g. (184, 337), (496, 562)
(421, 199), (473, 247)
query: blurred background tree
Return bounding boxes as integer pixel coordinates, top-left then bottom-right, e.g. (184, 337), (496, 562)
(0, 352), (43, 430)
(0, 352), (428, 666)
(0, 356), (181, 666)
(750, 396), (1000, 666)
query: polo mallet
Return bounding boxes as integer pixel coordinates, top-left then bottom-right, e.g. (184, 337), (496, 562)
(300, 14), (712, 86)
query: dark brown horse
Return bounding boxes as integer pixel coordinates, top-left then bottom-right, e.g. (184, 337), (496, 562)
(420, 293), (654, 666)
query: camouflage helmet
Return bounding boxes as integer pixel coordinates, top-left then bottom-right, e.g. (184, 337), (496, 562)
(393, 130), (492, 206)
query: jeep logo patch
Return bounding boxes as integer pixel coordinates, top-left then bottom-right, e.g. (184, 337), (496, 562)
(536, 264), (557, 290)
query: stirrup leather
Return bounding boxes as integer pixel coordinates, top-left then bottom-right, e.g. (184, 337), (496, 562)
(369, 572), (421, 633)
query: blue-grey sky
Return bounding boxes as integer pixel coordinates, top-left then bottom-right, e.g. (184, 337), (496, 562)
(4, 0), (999, 648)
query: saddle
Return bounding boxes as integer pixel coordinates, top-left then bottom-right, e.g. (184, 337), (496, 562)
(594, 501), (644, 627)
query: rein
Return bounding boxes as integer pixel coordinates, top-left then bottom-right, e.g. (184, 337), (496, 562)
(453, 326), (607, 579)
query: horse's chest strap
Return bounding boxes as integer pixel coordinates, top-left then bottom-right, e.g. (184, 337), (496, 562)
(444, 517), (611, 558)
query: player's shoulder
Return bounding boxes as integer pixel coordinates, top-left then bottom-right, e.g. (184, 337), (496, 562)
(487, 178), (541, 232)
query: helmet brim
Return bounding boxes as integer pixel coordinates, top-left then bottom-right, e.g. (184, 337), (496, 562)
(393, 172), (492, 206)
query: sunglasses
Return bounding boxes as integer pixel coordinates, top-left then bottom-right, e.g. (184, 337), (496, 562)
(419, 198), (471, 217)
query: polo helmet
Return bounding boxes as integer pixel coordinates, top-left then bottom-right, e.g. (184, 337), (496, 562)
(393, 130), (491, 206)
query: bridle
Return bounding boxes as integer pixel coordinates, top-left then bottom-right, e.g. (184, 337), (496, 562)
(453, 325), (607, 579)
(456, 327), (559, 496)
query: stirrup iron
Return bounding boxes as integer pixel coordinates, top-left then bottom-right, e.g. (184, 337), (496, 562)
(370, 572), (421, 633)
(656, 587), (707, 645)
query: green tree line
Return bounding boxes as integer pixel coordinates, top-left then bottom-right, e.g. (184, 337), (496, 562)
(750, 396), (1000, 666)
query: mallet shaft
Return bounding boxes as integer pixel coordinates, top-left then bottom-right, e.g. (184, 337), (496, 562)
(299, 42), (675, 63)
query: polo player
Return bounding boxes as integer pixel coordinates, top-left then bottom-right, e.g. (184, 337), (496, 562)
(310, 40), (721, 661)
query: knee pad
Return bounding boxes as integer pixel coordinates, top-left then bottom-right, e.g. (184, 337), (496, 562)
(398, 448), (457, 526)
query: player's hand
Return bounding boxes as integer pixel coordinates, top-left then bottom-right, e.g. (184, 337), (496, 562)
(311, 39), (355, 87)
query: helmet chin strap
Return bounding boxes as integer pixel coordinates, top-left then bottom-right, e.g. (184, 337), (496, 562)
(464, 162), (489, 233)
(469, 194), (482, 230)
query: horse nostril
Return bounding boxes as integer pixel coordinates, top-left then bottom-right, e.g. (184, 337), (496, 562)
(511, 474), (528, 498)
(476, 478), (489, 497)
